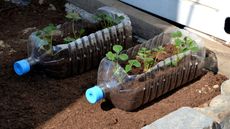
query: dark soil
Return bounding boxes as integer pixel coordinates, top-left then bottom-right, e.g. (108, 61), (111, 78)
(0, 1), (228, 129)
(38, 72), (227, 129)
(155, 43), (178, 61)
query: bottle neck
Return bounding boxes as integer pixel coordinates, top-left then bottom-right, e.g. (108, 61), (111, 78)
(99, 80), (119, 98)
(27, 57), (38, 66)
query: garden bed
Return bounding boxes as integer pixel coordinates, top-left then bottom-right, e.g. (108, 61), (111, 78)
(0, 1), (228, 129)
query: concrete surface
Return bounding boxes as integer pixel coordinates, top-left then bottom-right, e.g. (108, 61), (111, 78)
(142, 107), (218, 129)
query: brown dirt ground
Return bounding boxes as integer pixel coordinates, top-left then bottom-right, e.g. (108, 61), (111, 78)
(0, 1), (228, 129)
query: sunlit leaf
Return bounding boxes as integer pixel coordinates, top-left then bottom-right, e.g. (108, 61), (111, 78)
(119, 54), (128, 61)
(113, 45), (123, 54)
(106, 51), (115, 61)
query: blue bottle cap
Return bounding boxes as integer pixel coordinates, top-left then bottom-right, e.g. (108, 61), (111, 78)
(14, 59), (30, 76)
(85, 86), (104, 104)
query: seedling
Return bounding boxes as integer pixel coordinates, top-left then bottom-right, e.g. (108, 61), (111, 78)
(125, 59), (141, 73)
(94, 13), (124, 28)
(36, 24), (57, 44)
(171, 31), (199, 53)
(63, 28), (85, 43)
(153, 46), (165, 53)
(153, 46), (167, 62)
(106, 44), (128, 63)
(65, 12), (83, 42)
(137, 47), (155, 72)
(106, 44), (128, 83)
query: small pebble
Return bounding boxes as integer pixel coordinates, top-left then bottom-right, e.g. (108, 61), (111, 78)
(0, 40), (5, 48)
(48, 4), (56, 11)
(213, 85), (219, 89)
(9, 49), (16, 55)
(39, 0), (44, 5)
(221, 80), (230, 95)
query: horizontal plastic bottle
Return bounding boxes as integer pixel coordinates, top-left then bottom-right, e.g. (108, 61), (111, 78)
(13, 6), (133, 77)
(85, 29), (218, 111)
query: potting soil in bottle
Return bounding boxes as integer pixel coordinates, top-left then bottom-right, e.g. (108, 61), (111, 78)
(13, 6), (132, 78)
(85, 29), (217, 111)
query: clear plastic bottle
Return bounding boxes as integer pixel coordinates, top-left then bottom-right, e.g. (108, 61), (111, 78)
(85, 28), (217, 111)
(13, 6), (132, 77)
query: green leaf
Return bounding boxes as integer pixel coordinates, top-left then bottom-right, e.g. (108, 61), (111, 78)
(64, 36), (75, 43)
(177, 31), (182, 37)
(106, 51), (115, 61)
(171, 60), (177, 66)
(113, 45), (123, 54)
(79, 29), (85, 35)
(153, 46), (165, 52)
(118, 16), (124, 20)
(185, 37), (193, 44)
(42, 24), (56, 34)
(119, 54), (128, 61)
(181, 47), (189, 53)
(140, 47), (147, 52)
(145, 57), (153, 62)
(36, 31), (42, 36)
(190, 47), (199, 52)
(175, 38), (183, 46)
(172, 31), (182, 38)
(132, 60), (141, 67)
(125, 64), (132, 73)
(66, 12), (81, 21)
(137, 53), (144, 58)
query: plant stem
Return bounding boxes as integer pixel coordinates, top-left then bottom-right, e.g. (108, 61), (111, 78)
(72, 20), (77, 39)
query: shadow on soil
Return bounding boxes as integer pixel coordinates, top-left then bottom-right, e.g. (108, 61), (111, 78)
(0, 1), (98, 129)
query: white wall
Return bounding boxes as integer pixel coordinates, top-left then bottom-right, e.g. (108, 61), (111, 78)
(121, 0), (230, 43)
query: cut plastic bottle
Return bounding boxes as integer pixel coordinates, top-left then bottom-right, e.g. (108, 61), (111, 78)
(85, 28), (218, 111)
(13, 6), (133, 78)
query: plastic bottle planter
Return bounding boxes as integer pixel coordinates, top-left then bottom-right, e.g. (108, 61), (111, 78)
(86, 29), (218, 111)
(13, 6), (132, 78)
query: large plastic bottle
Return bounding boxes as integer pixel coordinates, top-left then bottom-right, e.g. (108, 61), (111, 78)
(85, 29), (218, 111)
(13, 6), (133, 78)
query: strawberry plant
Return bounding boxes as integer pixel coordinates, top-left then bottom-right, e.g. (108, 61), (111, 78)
(36, 24), (57, 45)
(125, 59), (141, 73)
(137, 47), (155, 72)
(106, 44), (128, 63)
(94, 13), (124, 28)
(172, 30), (199, 53)
(64, 12), (85, 43)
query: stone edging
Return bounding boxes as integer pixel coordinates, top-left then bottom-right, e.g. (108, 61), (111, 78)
(142, 80), (230, 129)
